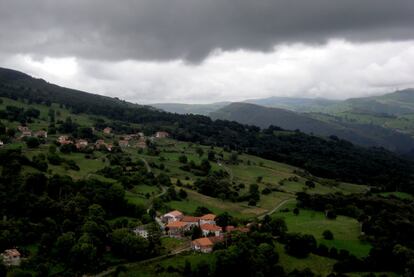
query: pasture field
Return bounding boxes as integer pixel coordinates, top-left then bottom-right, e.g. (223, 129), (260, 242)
(274, 202), (371, 258)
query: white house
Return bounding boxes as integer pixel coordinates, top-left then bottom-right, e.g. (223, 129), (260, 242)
(133, 226), (149, 239)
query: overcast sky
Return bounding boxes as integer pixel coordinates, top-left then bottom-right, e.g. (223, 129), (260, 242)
(1, 0), (414, 104)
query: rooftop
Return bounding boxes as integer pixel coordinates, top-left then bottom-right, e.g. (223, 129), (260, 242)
(200, 213), (216, 221)
(166, 221), (187, 229)
(3, 249), (20, 258)
(200, 223), (222, 232)
(181, 216), (200, 222)
(165, 210), (183, 217)
(192, 237), (213, 247)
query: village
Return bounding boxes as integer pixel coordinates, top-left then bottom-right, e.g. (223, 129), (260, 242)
(133, 210), (249, 254)
(0, 124), (171, 151)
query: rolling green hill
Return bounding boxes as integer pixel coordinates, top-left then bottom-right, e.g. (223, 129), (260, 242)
(244, 96), (340, 112)
(1, 67), (414, 190)
(329, 89), (414, 115)
(210, 102), (414, 153)
(1, 67), (412, 277)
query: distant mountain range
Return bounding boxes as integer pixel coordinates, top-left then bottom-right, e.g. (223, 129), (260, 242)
(152, 89), (414, 153)
(152, 89), (414, 115)
(151, 102), (230, 115)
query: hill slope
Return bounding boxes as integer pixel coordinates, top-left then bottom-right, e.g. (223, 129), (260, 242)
(1, 67), (413, 190)
(244, 96), (340, 112)
(210, 102), (414, 153)
(329, 89), (414, 115)
(151, 102), (230, 115)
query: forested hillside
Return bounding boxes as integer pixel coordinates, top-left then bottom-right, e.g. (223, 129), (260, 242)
(1, 67), (413, 191)
(210, 102), (414, 153)
(1, 67), (414, 276)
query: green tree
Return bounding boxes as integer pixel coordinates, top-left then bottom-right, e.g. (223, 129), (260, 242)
(196, 147), (204, 157)
(293, 207), (300, 216)
(178, 188), (188, 199)
(26, 137), (40, 148)
(178, 155), (188, 164)
(322, 230), (334, 240)
(111, 229), (149, 260)
(216, 212), (233, 228)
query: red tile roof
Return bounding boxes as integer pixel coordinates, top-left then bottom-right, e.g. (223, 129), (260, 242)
(166, 210), (183, 217)
(166, 221), (187, 229)
(181, 216), (200, 222)
(3, 249), (20, 258)
(192, 237), (213, 247)
(200, 213), (216, 220)
(200, 224), (222, 232)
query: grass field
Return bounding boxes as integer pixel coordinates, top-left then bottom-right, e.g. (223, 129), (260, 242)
(275, 243), (336, 276)
(275, 202), (371, 258)
(168, 189), (266, 218)
(127, 139), (368, 218)
(378, 191), (413, 200)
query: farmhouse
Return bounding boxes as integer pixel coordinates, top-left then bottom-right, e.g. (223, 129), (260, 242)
(136, 137), (147, 148)
(58, 136), (72, 145)
(155, 131), (169, 139)
(34, 130), (47, 138)
(162, 210), (184, 223)
(166, 221), (188, 238)
(133, 226), (149, 238)
(0, 141), (3, 147)
(118, 140), (129, 147)
(95, 139), (106, 149)
(181, 216), (200, 228)
(103, 127), (112, 134)
(200, 214), (216, 225)
(191, 237), (214, 253)
(20, 130), (32, 138)
(191, 236), (223, 253)
(75, 139), (88, 149)
(200, 223), (222, 237)
(17, 126), (29, 132)
(1, 249), (21, 266)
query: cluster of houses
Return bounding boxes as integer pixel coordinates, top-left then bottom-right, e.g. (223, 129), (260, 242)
(5, 125), (169, 151)
(145, 210), (248, 253)
(56, 128), (170, 151)
(17, 126), (47, 139)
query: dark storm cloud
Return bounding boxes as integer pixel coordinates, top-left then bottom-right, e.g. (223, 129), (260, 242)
(1, 0), (414, 62)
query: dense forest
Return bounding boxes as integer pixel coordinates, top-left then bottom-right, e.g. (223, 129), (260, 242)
(1, 67), (413, 192)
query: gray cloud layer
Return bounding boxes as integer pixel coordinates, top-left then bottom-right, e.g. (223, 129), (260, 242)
(1, 0), (414, 62)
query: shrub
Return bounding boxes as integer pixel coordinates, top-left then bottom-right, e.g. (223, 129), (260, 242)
(322, 230), (334, 240)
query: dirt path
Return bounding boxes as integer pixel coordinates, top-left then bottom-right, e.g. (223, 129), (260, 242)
(218, 161), (234, 182)
(258, 198), (295, 220)
(140, 157), (151, 173)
